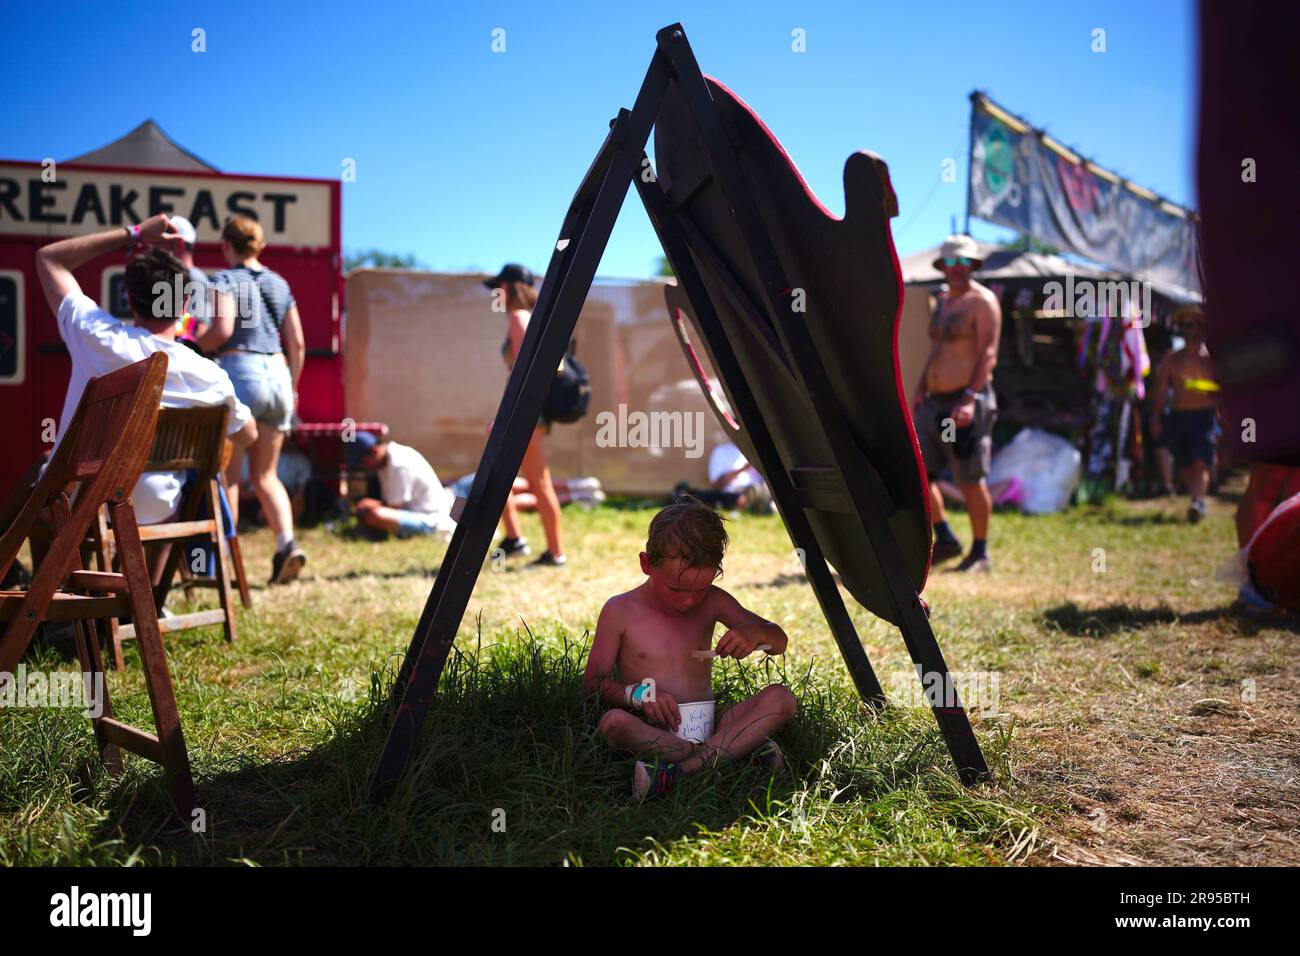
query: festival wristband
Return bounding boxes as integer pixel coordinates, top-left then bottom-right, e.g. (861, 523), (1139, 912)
(626, 679), (655, 709)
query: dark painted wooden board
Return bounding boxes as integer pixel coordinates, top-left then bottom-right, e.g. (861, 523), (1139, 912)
(657, 76), (932, 624)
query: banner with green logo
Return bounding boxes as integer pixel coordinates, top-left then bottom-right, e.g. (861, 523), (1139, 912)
(967, 93), (1201, 299)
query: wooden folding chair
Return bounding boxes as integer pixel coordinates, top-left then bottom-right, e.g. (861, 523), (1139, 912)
(91, 405), (246, 669)
(151, 435), (251, 611)
(0, 352), (195, 818)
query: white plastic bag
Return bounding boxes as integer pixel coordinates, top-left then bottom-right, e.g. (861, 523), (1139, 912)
(988, 427), (1081, 514)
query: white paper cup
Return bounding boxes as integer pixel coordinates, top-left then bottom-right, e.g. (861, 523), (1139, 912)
(674, 700), (716, 744)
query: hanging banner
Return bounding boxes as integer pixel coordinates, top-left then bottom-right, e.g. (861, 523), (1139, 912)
(967, 93), (1201, 298)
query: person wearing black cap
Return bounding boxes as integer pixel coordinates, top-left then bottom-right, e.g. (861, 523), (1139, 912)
(484, 263), (566, 567)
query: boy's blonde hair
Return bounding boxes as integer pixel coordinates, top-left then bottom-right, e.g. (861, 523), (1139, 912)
(646, 496), (728, 575)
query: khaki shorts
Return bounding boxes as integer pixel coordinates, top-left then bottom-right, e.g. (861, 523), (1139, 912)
(916, 384), (997, 485)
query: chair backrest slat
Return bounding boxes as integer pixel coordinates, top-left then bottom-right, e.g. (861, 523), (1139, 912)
(60, 389), (137, 480)
(146, 405), (229, 480)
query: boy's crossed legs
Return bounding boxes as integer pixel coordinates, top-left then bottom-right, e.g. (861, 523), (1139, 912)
(597, 685), (796, 796)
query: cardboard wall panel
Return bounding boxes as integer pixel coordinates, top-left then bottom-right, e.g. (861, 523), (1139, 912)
(344, 271), (726, 495)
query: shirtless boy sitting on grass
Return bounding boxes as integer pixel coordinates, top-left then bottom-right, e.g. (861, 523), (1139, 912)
(583, 498), (797, 799)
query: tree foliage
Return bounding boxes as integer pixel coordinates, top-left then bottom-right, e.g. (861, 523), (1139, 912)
(344, 249), (424, 272)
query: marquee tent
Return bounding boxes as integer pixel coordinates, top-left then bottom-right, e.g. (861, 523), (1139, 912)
(67, 119), (217, 172)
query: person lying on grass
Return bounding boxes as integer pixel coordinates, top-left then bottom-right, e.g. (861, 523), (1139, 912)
(583, 497), (797, 800)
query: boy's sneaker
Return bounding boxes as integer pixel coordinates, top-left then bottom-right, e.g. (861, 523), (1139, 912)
(633, 760), (683, 800)
(932, 539), (963, 564)
(270, 542), (307, 584)
(529, 551), (567, 568)
(1187, 499), (1207, 523)
(748, 740), (786, 775)
(953, 552), (992, 573)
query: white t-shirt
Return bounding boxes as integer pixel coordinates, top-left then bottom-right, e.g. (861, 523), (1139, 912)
(708, 442), (762, 495)
(379, 442), (453, 521)
(55, 291), (252, 524)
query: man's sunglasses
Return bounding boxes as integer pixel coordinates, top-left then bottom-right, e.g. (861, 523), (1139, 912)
(943, 256), (974, 267)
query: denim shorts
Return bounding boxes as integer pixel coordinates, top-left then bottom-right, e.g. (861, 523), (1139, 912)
(392, 509), (454, 540)
(219, 350), (294, 432)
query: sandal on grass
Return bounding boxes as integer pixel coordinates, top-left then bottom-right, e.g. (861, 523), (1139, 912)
(633, 760), (683, 800)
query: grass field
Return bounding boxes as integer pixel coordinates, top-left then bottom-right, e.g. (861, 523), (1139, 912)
(2, 483), (1296, 866)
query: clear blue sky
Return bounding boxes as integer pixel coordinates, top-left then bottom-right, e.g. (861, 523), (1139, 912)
(2, 0), (1198, 278)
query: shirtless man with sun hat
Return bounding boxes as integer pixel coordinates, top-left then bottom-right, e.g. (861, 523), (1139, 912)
(912, 234), (1003, 573)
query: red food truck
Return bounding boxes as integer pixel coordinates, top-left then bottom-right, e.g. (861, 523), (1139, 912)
(0, 121), (345, 496)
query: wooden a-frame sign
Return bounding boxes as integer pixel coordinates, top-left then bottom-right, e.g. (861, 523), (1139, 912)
(369, 23), (989, 802)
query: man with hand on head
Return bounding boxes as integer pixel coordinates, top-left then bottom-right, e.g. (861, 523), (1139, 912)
(33, 213), (257, 527)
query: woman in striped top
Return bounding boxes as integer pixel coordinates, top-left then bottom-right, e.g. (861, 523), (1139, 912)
(200, 215), (308, 584)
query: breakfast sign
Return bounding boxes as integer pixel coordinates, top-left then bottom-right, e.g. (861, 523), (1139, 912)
(0, 162), (333, 248)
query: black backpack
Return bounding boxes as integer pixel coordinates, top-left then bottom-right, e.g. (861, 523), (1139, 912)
(543, 350), (591, 424)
